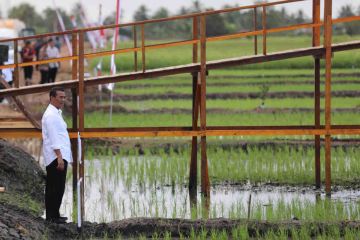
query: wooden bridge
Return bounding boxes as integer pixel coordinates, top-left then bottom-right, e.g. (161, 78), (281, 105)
(0, 0), (360, 222)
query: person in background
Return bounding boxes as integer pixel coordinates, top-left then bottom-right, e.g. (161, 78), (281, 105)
(55, 36), (62, 50)
(0, 58), (14, 103)
(46, 39), (60, 83)
(42, 87), (72, 223)
(38, 41), (49, 84)
(21, 41), (35, 86)
(34, 38), (45, 62)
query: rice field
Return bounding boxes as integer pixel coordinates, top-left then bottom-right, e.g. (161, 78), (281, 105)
(59, 35), (360, 237)
(61, 144), (360, 220)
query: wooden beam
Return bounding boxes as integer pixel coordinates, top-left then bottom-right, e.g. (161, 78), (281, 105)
(13, 40), (19, 88)
(0, 79), (41, 129)
(2, 40), (360, 98)
(189, 16), (199, 194)
(312, 0), (321, 47)
(71, 31), (78, 216)
(0, 0), (306, 45)
(2, 125), (360, 139)
(333, 15), (360, 24)
(253, 7), (258, 55)
(200, 16), (210, 197)
(262, 6), (267, 55)
(0, 121), (33, 128)
(207, 46), (324, 70)
(141, 24), (146, 73)
(314, 58), (321, 188)
(313, 0), (321, 189)
(324, 0), (332, 195)
(78, 31), (85, 220)
(133, 26), (138, 72)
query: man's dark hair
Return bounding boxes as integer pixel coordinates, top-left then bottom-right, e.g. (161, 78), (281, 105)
(49, 87), (65, 98)
(48, 38), (54, 43)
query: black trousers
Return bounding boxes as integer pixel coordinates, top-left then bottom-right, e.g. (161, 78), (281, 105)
(48, 67), (58, 83)
(40, 70), (49, 84)
(45, 159), (68, 220)
(23, 66), (33, 80)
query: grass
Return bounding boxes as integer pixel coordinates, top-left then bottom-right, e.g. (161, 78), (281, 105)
(85, 145), (360, 187)
(75, 111), (359, 128)
(90, 35), (360, 72)
(0, 192), (43, 216)
(114, 83), (360, 95)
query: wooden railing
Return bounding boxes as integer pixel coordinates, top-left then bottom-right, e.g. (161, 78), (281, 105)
(1, 0), (359, 74)
(0, 0), (360, 221)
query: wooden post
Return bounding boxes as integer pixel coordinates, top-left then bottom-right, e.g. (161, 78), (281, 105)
(141, 24), (146, 73)
(324, 0), (332, 195)
(199, 16), (210, 197)
(133, 26), (138, 72)
(13, 40), (19, 88)
(262, 6), (267, 55)
(78, 30), (85, 219)
(71, 32), (78, 212)
(313, 0), (321, 189)
(189, 16), (199, 194)
(253, 7), (258, 55)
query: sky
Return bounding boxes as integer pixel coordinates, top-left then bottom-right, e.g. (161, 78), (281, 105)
(1, 0), (359, 23)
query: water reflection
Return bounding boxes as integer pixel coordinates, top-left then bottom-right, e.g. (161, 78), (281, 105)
(59, 159), (360, 223)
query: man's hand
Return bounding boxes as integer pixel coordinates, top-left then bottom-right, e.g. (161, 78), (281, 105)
(57, 157), (65, 171)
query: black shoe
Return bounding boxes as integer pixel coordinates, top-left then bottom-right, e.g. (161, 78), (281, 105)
(46, 218), (66, 224)
(58, 216), (68, 221)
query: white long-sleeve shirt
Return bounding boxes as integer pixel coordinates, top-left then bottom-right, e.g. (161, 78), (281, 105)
(46, 46), (60, 68)
(2, 59), (14, 82)
(42, 104), (72, 166)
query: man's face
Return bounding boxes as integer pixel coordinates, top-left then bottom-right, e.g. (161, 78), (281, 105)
(51, 91), (66, 109)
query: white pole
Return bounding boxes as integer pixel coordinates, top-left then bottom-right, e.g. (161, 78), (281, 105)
(108, 0), (121, 126)
(77, 177), (83, 228)
(77, 132), (82, 229)
(52, 0), (72, 55)
(109, 90), (113, 127)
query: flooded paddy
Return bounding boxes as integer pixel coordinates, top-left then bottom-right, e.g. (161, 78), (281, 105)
(58, 149), (360, 223)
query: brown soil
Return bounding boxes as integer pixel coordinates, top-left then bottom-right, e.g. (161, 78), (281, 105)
(70, 105), (360, 114)
(86, 138), (360, 158)
(120, 79), (360, 89)
(90, 90), (360, 102)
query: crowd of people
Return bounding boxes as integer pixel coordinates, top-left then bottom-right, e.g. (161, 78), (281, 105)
(25, 38), (61, 85)
(0, 37), (62, 88)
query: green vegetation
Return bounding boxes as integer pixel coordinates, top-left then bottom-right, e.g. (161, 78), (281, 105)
(60, 143), (360, 223)
(79, 111), (360, 128)
(0, 192), (43, 216)
(90, 35), (360, 72)
(85, 145), (360, 187)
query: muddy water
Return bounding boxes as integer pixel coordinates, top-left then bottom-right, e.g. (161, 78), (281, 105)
(56, 158), (360, 223)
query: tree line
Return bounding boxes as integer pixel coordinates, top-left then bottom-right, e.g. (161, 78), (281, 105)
(3, 1), (360, 38)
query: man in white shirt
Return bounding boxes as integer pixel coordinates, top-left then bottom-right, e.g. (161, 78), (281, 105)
(46, 38), (60, 83)
(2, 59), (14, 86)
(42, 87), (72, 223)
(0, 59), (13, 104)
